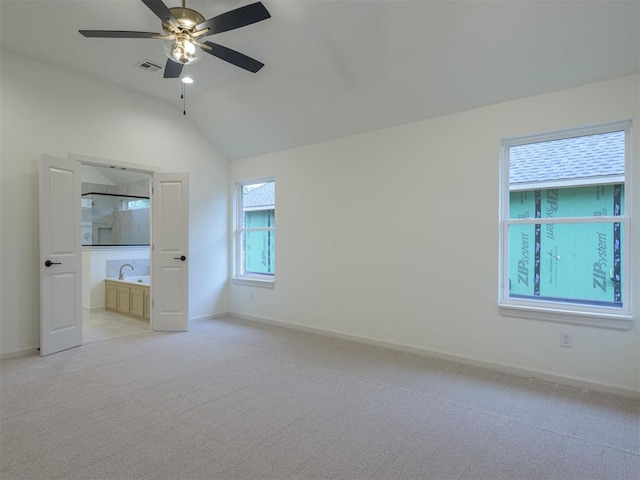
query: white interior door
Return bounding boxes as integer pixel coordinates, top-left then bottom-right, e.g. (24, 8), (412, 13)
(151, 173), (189, 331)
(39, 155), (82, 356)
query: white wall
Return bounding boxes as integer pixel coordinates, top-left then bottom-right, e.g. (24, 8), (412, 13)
(230, 75), (640, 395)
(0, 50), (229, 356)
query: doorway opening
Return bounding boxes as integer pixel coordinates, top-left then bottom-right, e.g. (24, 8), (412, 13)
(80, 163), (152, 343)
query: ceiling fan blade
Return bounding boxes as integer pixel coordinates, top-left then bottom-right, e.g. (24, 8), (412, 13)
(164, 59), (184, 78)
(196, 2), (270, 36)
(79, 30), (161, 38)
(202, 41), (264, 73)
(141, 0), (179, 28)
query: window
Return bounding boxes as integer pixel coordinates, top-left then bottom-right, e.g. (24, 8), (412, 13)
(233, 179), (275, 287)
(499, 121), (632, 328)
(122, 198), (150, 211)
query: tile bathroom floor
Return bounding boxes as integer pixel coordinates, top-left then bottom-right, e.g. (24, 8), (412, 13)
(83, 309), (150, 344)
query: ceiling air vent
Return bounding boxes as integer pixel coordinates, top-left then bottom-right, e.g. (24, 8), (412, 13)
(136, 59), (163, 73)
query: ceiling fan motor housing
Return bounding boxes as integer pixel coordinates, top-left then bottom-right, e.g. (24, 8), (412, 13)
(164, 7), (206, 33)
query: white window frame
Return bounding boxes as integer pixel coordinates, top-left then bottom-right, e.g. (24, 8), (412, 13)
(499, 121), (633, 329)
(232, 177), (275, 288)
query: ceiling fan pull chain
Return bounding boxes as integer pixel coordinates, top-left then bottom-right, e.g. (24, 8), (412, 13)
(181, 81), (186, 115)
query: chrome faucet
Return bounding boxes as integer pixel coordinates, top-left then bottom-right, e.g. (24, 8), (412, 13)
(118, 263), (134, 280)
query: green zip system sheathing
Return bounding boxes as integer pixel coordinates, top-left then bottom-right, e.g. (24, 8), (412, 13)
(244, 209), (275, 275)
(509, 184), (623, 307)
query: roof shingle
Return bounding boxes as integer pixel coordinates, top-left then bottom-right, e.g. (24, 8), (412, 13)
(243, 182), (275, 208)
(510, 130), (625, 185)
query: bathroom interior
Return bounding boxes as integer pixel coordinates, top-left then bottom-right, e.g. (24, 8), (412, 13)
(81, 164), (152, 343)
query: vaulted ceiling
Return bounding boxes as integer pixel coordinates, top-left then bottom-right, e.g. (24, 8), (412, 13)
(1, 1), (638, 160)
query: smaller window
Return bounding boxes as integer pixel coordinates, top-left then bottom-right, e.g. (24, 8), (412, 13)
(118, 198), (150, 211)
(233, 179), (275, 287)
(123, 198), (150, 211)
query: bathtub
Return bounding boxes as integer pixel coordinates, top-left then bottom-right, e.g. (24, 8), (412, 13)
(108, 275), (150, 286)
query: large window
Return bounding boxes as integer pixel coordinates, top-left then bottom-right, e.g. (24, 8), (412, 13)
(233, 179), (275, 286)
(499, 122), (632, 327)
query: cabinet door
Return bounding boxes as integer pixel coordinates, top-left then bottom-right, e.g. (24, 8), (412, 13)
(117, 286), (130, 314)
(105, 282), (118, 310)
(130, 287), (145, 318)
(144, 289), (151, 320)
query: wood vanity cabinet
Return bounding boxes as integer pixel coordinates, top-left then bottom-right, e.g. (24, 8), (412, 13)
(105, 280), (150, 321)
(117, 286), (130, 314)
(144, 289), (151, 320)
(130, 286), (145, 318)
(105, 282), (117, 310)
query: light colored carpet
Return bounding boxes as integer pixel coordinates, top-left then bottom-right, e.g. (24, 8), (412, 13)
(1, 316), (638, 480)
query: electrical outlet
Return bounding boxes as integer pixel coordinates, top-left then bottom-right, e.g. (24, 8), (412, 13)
(249, 290), (254, 301)
(559, 331), (573, 348)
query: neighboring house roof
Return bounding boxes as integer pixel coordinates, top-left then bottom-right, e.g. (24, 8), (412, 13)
(243, 182), (275, 209)
(510, 130), (625, 186)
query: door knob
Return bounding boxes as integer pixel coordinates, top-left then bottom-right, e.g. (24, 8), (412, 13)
(174, 255), (186, 261)
(44, 260), (62, 267)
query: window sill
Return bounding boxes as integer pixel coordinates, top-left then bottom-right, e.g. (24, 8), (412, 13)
(499, 303), (633, 330)
(232, 276), (275, 289)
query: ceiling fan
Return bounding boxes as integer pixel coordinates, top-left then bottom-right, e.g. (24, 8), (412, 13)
(79, 0), (270, 78)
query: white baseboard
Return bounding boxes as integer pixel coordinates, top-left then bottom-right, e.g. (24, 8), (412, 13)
(190, 311), (231, 323)
(83, 306), (106, 313)
(229, 311), (639, 400)
(0, 346), (39, 360)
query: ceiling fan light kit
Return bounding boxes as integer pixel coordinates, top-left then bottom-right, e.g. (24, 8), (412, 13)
(164, 35), (201, 65)
(79, 0), (270, 78)
(161, 6), (205, 65)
